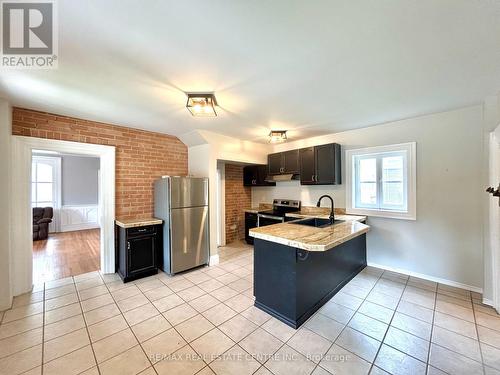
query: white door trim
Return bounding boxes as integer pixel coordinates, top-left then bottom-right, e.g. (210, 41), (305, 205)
(11, 136), (115, 296)
(216, 161), (226, 247)
(489, 127), (500, 312)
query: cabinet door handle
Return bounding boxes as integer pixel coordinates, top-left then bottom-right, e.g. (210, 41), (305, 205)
(127, 241), (130, 250)
(137, 228), (147, 232)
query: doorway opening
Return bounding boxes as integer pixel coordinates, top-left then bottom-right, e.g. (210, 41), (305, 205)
(11, 136), (115, 297)
(216, 161), (253, 259)
(217, 161), (252, 247)
(31, 151), (101, 284)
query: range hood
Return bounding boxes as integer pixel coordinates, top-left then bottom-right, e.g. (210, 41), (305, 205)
(265, 173), (299, 182)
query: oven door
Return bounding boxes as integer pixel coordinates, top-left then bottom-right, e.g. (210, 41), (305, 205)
(257, 214), (284, 227)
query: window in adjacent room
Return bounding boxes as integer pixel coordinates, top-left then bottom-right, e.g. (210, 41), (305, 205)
(32, 155), (61, 232)
(32, 158), (56, 208)
(346, 142), (416, 220)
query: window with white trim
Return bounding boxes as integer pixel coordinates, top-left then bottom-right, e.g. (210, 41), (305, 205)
(346, 142), (416, 220)
(31, 158), (56, 208)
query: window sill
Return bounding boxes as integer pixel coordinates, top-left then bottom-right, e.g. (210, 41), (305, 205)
(346, 207), (416, 220)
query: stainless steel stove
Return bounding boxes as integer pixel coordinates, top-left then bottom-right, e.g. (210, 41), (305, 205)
(257, 199), (301, 227)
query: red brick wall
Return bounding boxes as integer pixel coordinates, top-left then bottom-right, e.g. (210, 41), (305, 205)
(225, 164), (251, 243)
(12, 107), (188, 220)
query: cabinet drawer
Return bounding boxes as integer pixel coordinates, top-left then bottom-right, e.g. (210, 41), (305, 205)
(128, 225), (156, 237)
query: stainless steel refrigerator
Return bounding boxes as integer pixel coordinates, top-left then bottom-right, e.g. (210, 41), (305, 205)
(154, 176), (209, 274)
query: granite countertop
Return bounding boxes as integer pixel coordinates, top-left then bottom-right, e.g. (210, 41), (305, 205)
(249, 215), (369, 252)
(115, 218), (163, 229)
(243, 203), (273, 213)
(244, 207), (263, 214)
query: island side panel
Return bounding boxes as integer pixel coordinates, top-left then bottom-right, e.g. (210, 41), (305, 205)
(295, 233), (367, 326)
(253, 239), (298, 325)
(253, 234), (367, 329)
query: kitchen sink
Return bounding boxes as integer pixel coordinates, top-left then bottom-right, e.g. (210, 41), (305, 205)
(289, 217), (345, 228)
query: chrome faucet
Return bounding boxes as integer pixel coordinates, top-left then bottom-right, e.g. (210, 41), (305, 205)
(317, 195), (335, 223)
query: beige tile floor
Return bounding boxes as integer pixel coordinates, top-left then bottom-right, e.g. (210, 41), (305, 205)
(1, 241), (500, 375)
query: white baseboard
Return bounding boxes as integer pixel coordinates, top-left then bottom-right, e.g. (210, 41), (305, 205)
(60, 223), (99, 232)
(482, 298), (494, 307)
(209, 254), (220, 266)
(367, 262), (483, 294)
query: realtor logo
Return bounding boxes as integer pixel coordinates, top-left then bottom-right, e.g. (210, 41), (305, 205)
(1, 0), (58, 68)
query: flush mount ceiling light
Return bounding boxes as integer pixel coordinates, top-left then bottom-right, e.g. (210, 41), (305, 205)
(269, 130), (288, 143)
(186, 93), (218, 117)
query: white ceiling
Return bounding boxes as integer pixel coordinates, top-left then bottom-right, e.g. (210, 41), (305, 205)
(1, 0), (500, 143)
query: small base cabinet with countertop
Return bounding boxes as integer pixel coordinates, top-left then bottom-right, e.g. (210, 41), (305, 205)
(250, 216), (369, 328)
(115, 218), (163, 282)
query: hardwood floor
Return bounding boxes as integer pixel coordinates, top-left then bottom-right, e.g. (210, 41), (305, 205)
(32, 228), (100, 284)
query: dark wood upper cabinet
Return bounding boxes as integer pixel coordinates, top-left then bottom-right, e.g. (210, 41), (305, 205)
(257, 165), (273, 185)
(267, 150), (299, 175)
(267, 153), (283, 175)
(243, 165), (276, 187)
(243, 165), (257, 186)
(299, 147), (315, 184)
(316, 143), (341, 184)
(282, 150), (299, 174)
(249, 143), (341, 186)
(299, 143), (341, 185)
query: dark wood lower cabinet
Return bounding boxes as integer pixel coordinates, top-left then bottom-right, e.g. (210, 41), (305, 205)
(245, 212), (258, 244)
(116, 224), (162, 282)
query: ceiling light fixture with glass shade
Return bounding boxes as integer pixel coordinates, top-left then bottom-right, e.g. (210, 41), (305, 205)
(186, 93), (218, 117)
(269, 130), (288, 143)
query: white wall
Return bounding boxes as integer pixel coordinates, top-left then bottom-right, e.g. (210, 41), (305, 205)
(198, 130), (270, 165)
(253, 105), (484, 290)
(0, 99), (12, 310)
(185, 131), (272, 257)
(187, 144), (218, 257)
(61, 155), (100, 205)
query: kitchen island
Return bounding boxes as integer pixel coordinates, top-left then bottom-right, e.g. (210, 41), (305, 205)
(249, 215), (369, 328)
